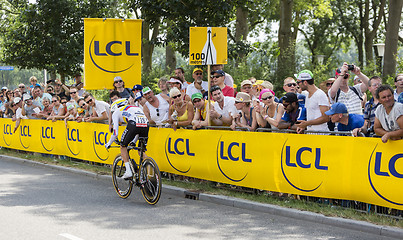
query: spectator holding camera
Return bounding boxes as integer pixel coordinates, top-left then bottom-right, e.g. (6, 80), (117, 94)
(328, 62), (370, 115)
(374, 85), (403, 143)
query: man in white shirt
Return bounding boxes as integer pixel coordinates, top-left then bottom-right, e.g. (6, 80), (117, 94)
(209, 85), (237, 126)
(186, 68), (208, 98)
(295, 70), (330, 133)
(83, 93), (110, 123)
(12, 97), (28, 133)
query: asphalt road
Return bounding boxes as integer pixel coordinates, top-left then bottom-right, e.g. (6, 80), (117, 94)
(0, 157), (398, 240)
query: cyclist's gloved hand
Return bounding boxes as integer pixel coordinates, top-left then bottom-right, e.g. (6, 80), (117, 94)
(105, 142), (111, 150)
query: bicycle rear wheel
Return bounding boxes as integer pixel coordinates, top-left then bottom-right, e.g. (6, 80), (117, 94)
(139, 157), (162, 205)
(112, 155), (133, 199)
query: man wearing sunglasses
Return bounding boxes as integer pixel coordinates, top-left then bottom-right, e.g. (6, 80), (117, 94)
(191, 93), (213, 130)
(211, 70), (234, 97)
(83, 93), (110, 123)
(142, 87), (170, 126)
(278, 92), (307, 130)
(279, 77), (306, 107)
(186, 68), (208, 99)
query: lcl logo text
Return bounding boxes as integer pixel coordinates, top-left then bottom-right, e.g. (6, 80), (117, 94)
(285, 146), (327, 170)
(220, 142), (252, 162)
(20, 126), (31, 137)
(41, 127), (55, 139)
(374, 152), (403, 178)
(93, 41), (138, 56)
(67, 128), (82, 142)
(167, 138), (195, 156)
(4, 124), (12, 135)
(94, 131), (109, 145)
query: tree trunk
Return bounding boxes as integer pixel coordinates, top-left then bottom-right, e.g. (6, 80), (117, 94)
(277, 0), (295, 85)
(383, 0), (403, 78)
(363, 0), (386, 66)
(142, 18), (160, 75)
(235, 6), (249, 66)
(165, 20), (176, 74)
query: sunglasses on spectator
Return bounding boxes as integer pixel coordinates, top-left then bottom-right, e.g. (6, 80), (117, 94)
(283, 103), (290, 107)
(371, 83), (381, 87)
(285, 83), (297, 87)
(195, 73), (203, 76)
(211, 75), (222, 79)
(326, 83), (333, 87)
(80, 104), (85, 108)
(114, 80), (123, 83)
(156, 108), (159, 117)
(86, 98), (93, 104)
(193, 99), (201, 103)
(70, 91), (77, 94)
(19, 86), (25, 88)
(261, 96), (273, 100)
(61, 101), (67, 104)
(172, 94), (181, 99)
(52, 100), (58, 103)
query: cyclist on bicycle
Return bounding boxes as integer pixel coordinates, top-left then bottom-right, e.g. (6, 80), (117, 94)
(105, 98), (149, 179)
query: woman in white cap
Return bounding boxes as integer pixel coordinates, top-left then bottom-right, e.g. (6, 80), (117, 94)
(231, 92), (257, 131)
(167, 87), (194, 130)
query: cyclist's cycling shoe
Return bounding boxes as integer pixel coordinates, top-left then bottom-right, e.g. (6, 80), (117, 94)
(121, 171), (133, 180)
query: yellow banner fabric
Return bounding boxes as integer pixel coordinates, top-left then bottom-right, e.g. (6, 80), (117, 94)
(84, 18), (142, 90)
(1, 118), (402, 210)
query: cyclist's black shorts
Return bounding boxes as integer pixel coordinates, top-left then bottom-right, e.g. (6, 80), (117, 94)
(120, 120), (149, 147)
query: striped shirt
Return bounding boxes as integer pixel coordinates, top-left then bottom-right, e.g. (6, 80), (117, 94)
(330, 84), (363, 115)
(363, 97), (380, 128)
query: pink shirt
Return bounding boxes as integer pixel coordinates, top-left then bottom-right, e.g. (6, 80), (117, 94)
(222, 85), (235, 97)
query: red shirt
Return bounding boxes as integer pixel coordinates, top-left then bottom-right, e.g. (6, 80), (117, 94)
(222, 85), (235, 97)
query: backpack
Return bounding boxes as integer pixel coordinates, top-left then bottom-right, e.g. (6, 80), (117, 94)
(335, 86), (363, 102)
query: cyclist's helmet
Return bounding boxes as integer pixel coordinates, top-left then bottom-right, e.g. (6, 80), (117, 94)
(110, 98), (128, 113)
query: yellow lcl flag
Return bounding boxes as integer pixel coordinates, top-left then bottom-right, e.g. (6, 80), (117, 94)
(84, 18), (142, 90)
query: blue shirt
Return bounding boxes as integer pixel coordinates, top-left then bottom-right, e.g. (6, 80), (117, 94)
(279, 93), (306, 107)
(398, 92), (403, 104)
(337, 114), (364, 131)
(281, 106), (307, 125)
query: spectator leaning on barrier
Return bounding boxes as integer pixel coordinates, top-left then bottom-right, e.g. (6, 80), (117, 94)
(232, 92), (257, 131)
(255, 89), (284, 130)
(168, 87), (194, 131)
(192, 92), (213, 130)
(394, 73), (403, 101)
(211, 64), (234, 87)
(76, 98), (90, 123)
(83, 93), (110, 123)
(374, 84), (403, 143)
(359, 76), (382, 136)
(142, 87), (170, 126)
(211, 69), (234, 97)
(32, 85), (52, 110)
(278, 92), (307, 130)
(325, 102), (364, 134)
(22, 94), (40, 119)
(328, 62), (370, 115)
(12, 97), (27, 133)
(69, 87), (81, 107)
(47, 96), (66, 122)
(186, 68), (208, 99)
(295, 70), (330, 133)
(35, 97), (52, 119)
(209, 85), (237, 126)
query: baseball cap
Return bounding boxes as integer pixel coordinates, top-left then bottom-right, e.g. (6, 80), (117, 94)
(295, 70), (313, 81)
(2, 86), (8, 91)
(193, 68), (203, 74)
(114, 76), (123, 82)
(191, 92), (203, 101)
(253, 80), (264, 86)
(235, 92), (251, 103)
(132, 84), (143, 91)
(325, 102), (348, 115)
(282, 92), (298, 103)
(142, 87), (151, 94)
(167, 78), (182, 85)
(23, 94), (32, 101)
(241, 80), (252, 87)
(135, 91), (143, 100)
(13, 97), (22, 104)
(211, 70), (225, 76)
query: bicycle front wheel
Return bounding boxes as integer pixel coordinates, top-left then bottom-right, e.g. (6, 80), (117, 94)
(139, 157), (162, 205)
(112, 155), (133, 199)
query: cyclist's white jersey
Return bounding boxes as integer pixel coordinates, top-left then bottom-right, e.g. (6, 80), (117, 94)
(107, 105), (149, 146)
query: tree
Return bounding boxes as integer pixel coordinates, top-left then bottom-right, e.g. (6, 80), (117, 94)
(383, 0), (403, 78)
(1, 0), (116, 81)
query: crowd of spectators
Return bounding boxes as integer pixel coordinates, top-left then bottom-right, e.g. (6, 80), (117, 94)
(1, 64), (403, 143)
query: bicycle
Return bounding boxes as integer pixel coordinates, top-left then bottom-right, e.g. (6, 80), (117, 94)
(110, 136), (162, 205)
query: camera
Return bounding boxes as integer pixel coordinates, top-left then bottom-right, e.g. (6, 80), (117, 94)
(347, 64), (355, 71)
(46, 79), (55, 84)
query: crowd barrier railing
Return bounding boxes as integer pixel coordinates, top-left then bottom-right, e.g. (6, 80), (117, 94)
(1, 118), (402, 211)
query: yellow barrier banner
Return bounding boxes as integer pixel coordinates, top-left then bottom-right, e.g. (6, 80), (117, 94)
(1, 118), (402, 210)
(84, 18), (142, 90)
